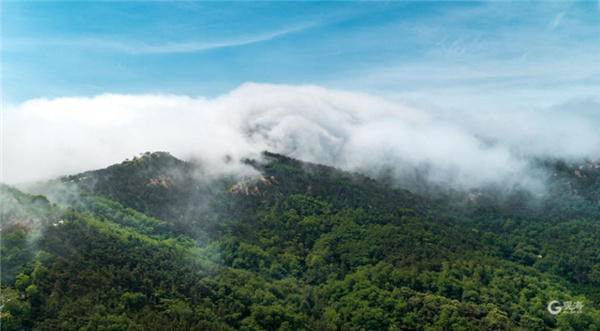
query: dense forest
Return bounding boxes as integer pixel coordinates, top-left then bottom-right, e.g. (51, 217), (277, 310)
(1, 151), (599, 330)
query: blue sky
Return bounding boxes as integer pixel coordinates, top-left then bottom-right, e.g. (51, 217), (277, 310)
(3, 1), (599, 111)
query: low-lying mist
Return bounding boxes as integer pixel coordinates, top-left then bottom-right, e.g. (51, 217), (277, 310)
(3, 83), (598, 197)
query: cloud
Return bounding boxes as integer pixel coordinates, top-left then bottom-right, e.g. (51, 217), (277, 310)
(552, 12), (566, 29)
(135, 24), (314, 54)
(2, 83), (598, 194)
(11, 24), (315, 55)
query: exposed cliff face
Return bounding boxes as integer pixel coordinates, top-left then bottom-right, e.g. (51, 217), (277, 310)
(229, 176), (278, 197)
(548, 160), (600, 202)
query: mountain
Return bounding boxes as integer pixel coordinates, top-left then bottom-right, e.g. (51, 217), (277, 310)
(1, 152), (599, 330)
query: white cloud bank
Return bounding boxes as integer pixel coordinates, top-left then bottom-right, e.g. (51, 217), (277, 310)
(2, 83), (599, 192)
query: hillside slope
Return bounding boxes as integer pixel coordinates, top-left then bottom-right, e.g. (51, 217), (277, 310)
(1, 152), (599, 330)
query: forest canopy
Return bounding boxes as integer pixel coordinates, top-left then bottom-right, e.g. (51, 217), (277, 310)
(1, 152), (599, 330)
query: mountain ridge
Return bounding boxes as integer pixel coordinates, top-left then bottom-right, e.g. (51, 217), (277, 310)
(1, 151), (599, 330)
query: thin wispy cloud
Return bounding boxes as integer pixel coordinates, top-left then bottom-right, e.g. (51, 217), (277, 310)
(123, 24), (316, 54)
(11, 23), (316, 55)
(552, 11), (566, 29)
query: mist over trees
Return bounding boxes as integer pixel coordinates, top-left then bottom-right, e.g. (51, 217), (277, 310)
(1, 151), (599, 330)
(4, 85), (599, 191)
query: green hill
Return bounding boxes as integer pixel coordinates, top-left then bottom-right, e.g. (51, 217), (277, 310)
(1, 152), (598, 330)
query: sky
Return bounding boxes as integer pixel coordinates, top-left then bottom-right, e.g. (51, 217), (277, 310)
(1, 1), (599, 189)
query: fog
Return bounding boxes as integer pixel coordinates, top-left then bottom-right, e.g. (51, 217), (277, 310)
(3, 83), (598, 194)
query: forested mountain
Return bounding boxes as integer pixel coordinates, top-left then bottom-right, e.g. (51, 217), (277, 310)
(1, 152), (599, 330)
